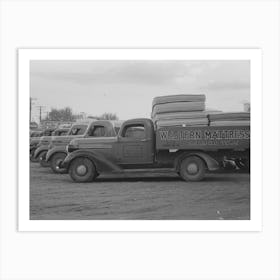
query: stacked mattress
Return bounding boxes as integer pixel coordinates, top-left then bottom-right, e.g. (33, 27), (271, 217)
(152, 94), (209, 128)
(208, 112), (250, 126)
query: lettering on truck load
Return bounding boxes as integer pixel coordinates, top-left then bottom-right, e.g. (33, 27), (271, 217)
(156, 126), (250, 150)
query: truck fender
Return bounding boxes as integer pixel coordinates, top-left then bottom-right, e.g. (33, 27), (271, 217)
(63, 150), (122, 173)
(34, 145), (49, 159)
(175, 151), (219, 171)
(46, 146), (67, 162)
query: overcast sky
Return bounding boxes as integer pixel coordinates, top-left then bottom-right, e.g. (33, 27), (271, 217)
(30, 60), (250, 121)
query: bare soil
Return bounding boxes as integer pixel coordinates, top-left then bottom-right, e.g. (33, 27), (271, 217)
(30, 163), (250, 220)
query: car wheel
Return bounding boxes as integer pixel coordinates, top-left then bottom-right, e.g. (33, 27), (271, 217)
(50, 152), (67, 173)
(69, 157), (97, 182)
(179, 156), (206, 182)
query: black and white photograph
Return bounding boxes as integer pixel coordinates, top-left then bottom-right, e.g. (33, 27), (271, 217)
(26, 51), (253, 222)
(2, 1), (279, 280)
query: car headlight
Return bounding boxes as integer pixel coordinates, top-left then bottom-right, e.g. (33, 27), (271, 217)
(67, 144), (78, 153)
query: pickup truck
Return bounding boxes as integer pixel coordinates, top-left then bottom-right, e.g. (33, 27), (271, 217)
(60, 118), (250, 182)
(45, 120), (123, 173)
(33, 127), (70, 166)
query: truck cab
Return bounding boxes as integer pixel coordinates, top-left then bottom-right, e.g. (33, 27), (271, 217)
(62, 119), (159, 181)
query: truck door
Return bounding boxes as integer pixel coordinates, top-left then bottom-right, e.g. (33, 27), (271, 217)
(118, 121), (154, 165)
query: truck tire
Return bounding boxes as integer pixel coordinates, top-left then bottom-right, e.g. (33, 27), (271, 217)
(69, 157), (97, 182)
(50, 152), (67, 174)
(39, 151), (50, 167)
(179, 156), (206, 182)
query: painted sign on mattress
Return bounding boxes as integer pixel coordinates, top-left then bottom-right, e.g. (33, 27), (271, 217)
(156, 126), (250, 150)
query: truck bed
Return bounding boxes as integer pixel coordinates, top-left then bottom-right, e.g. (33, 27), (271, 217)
(155, 125), (250, 151)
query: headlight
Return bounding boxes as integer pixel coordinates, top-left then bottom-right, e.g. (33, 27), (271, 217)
(67, 144), (78, 153)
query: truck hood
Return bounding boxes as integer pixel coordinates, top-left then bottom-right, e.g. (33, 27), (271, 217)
(39, 136), (52, 146)
(51, 135), (84, 146)
(70, 137), (117, 149)
(30, 137), (41, 145)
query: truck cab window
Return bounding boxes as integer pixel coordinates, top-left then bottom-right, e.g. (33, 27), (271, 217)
(122, 125), (145, 139)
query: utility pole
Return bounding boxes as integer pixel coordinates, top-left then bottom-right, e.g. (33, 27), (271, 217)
(29, 97), (37, 123)
(36, 105), (46, 123)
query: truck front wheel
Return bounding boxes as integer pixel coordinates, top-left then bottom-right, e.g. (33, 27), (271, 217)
(69, 157), (97, 182)
(179, 156), (206, 182)
(50, 152), (67, 174)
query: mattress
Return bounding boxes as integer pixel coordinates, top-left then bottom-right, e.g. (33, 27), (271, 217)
(152, 101), (205, 117)
(209, 120), (250, 126)
(208, 112), (250, 122)
(153, 110), (223, 121)
(155, 118), (209, 128)
(152, 94), (206, 109)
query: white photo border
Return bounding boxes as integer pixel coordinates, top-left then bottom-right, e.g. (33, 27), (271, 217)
(18, 48), (262, 232)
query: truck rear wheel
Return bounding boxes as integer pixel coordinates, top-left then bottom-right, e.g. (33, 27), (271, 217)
(50, 152), (67, 174)
(179, 156), (206, 182)
(69, 157), (97, 182)
(39, 151), (50, 167)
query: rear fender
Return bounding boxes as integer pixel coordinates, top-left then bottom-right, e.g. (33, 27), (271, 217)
(46, 146), (67, 162)
(63, 150), (122, 173)
(34, 145), (49, 159)
(175, 151), (219, 171)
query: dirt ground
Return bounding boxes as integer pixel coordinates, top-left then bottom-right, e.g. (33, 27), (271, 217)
(30, 162), (250, 220)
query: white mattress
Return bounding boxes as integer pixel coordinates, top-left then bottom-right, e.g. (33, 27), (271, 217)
(152, 94), (206, 109)
(155, 118), (209, 128)
(153, 111), (208, 121)
(209, 120), (250, 126)
(152, 101), (205, 116)
(208, 112), (250, 121)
